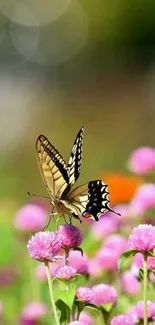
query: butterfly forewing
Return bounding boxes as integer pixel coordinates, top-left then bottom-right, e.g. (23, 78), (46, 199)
(67, 180), (112, 221)
(36, 135), (69, 199)
(67, 126), (85, 185)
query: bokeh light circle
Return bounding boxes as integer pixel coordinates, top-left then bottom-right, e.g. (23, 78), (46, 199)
(10, 0), (88, 65)
(0, 0), (72, 26)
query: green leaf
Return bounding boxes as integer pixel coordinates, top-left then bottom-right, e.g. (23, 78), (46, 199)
(151, 268), (155, 274)
(83, 303), (101, 318)
(72, 274), (86, 286)
(72, 246), (83, 256)
(55, 286), (76, 309)
(139, 268), (144, 281)
(55, 299), (69, 324)
(101, 302), (113, 312)
(147, 251), (155, 257)
(118, 249), (137, 272)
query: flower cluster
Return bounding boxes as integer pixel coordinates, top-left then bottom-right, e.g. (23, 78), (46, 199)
(9, 144), (155, 324)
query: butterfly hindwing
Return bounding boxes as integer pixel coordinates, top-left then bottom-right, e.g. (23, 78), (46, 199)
(36, 135), (69, 198)
(67, 126), (85, 185)
(66, 180), (113, 221)
(83, 180), (110, 221)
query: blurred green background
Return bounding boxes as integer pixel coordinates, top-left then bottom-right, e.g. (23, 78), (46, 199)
(1, 0), (155, 204)
(0, 1), (155, 322)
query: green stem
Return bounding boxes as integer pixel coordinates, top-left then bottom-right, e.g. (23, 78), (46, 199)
(44, 261), (60, 325)
(143, 254), (148, 325)
(65, 248), (70, 265)
(77, 308), (82, 320)
(65, 248), (71, 324)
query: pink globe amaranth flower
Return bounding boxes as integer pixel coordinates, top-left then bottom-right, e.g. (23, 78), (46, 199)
(128, 184), (155, 216)
(91, 214), (118, 239)
(91, 284), (117, 306)
(76, 286), (93, 303)
(89, 258), (101, 277)
(110, 314), (136, 325)
(27, 231), (61, 262)
(21, 302), (47, 320)
(96, 234), (128, 271)
(35, 262), (59, 280)
(14, 204), (47, 232)
(68, 320), (88, 325)
(134, 252), (155, 270)
(128, 224), (155, 252)
(128, 146), (155, 174)
(96, 248), (118, 270)
(104, 234), (128, 254)
(55, 265), (76, 280)
(79, 311), (93, 325)
(120, 271), (140, 296)
(62, 250), (89, 275)
(58, 224), (83, 249)
(135, 301), (155, 320)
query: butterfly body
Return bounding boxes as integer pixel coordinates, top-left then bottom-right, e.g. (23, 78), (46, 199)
(36, 127), (120, 223)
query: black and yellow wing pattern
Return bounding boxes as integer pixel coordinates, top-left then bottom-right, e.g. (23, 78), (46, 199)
(66, 180), (119, 221)
(36, 135), (69, 199)
(36, 127), (120, 222)
(67, 126), (85, 186)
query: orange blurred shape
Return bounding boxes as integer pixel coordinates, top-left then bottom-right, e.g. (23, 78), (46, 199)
(99, 172), (143, 205)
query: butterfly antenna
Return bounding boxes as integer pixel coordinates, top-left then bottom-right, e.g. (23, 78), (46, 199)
(27, 192), (49, 200)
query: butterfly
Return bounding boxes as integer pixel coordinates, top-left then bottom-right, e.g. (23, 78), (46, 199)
(36, 126), (120, 224)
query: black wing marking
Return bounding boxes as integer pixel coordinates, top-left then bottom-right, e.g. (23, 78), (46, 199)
(82, 180), (120, 221)
(36, 135), (69, 198)
(66, 180), (120, 221)
(67, 126), (85, 185)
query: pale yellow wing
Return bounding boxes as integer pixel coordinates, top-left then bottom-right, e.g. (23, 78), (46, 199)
(36, 135), (69, 199)
(66, 180), (120, 221)
(67, 126), (85, 185)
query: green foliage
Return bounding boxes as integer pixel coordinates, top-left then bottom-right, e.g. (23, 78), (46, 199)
(118, 249), (137, 272)
(55, 286), (76, 310)
(56, 300), (69, 324)
(0, 224), (15, 266)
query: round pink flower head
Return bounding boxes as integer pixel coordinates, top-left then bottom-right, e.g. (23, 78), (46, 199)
(79, 312), (93, 325)
(96, 248), (118, 270)
(128, 224), (155, 252)
(128, 146), (155, 174)
(55, 265), (76, 280)
(120, 271), (140, 296)
(21, 302), (47, 321)
(35, 262), (59, 281)
(104, 234), (128, 254)
(88, 257), (101, 277)
(110, 314), (136, 325)
(91, 213), (118, 239)
(129, 183), (155, 216)
(76, 286), (93, 303)
(135, 301), (155, 320)
(63, 250), (89, 275)
(134, 252), (155, 270)
(91, 284), (117, 306)
(58, 224), (83, 249)
(68, 322), (86, 325)
(14, 204), (47, 232)
(27, 231), (61, 262)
